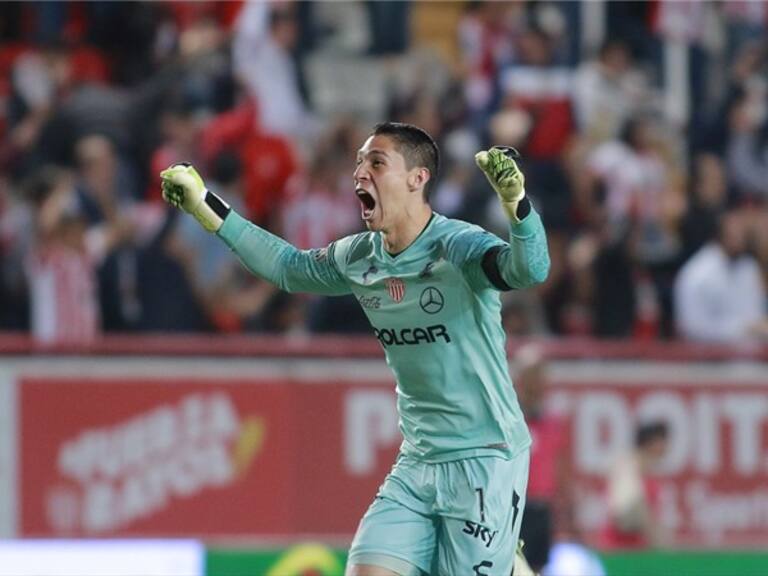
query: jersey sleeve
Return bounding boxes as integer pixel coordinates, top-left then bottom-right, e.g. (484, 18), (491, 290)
(216, 211), (352, 295)
(446, 222), (507, 291)
(451, 208), (550, 291)
(495, 208), (550, 289)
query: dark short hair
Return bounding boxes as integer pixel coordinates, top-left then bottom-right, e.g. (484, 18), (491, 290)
(635, 420), (669, 448)
(372, 122), (440, 201)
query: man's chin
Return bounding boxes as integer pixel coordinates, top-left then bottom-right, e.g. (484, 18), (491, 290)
(363, 218), (382, 231)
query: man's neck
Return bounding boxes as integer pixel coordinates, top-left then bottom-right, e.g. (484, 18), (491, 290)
(382, 203), (433, 255)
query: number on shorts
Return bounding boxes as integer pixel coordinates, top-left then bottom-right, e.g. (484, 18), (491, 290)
(475, 487), (485, 523)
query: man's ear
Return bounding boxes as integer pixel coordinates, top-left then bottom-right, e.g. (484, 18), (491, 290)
(408, 167), (431, 192)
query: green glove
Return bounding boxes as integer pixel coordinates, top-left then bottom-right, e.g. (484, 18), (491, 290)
(513, 540), (536, 576)
(475, 146), (527, 223)
(160, 163), (230, 232)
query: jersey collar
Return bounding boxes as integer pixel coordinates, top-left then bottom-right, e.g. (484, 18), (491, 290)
(383, 212), (437, 261)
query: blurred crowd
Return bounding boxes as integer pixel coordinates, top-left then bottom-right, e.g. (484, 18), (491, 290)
(1, 0), (767, 345)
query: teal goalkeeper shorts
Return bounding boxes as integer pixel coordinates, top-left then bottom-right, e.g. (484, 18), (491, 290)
(347, 449), (530, 576)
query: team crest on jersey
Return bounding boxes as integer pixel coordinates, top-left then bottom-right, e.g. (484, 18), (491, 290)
(385, 277), (406, 302)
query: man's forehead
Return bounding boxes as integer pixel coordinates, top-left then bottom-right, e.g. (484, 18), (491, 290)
(357, 134), (398, 156)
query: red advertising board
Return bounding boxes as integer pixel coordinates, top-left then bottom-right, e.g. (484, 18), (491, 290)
(19, 377), (399, 538)
(20, 378), (303, 536)
(546, 380), (768, 547)
(18, 373), (768, 546)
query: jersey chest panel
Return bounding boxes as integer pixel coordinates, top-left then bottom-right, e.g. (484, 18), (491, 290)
(347, 255), (466, 331)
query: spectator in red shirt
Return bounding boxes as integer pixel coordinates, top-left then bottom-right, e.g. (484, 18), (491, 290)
(147, 96), (297, 228)
(500, 27), (574, 161)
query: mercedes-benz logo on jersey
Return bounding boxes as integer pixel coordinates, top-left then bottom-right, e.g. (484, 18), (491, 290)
(420, 287), (444, 314)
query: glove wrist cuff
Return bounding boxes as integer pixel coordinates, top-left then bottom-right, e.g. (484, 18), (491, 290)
(192, 190), (230, 232)
(204, 190), (231, 221)
(500, 189), (527, 223)
(514, 195), (531, 220)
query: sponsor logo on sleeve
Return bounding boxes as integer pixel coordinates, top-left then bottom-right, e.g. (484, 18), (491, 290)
(312, 248), (328, 261)
(362, 263), (378, 284)
(418, 261), (435, 278)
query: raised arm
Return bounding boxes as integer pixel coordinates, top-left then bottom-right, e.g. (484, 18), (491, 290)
(160, 163), (351, 295)
(486, 210), (549, 289)
(217, 211), (350, 295)
(475, 147), (550, 289)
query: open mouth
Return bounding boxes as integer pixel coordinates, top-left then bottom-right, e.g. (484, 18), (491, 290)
(356, 189), (376, 221)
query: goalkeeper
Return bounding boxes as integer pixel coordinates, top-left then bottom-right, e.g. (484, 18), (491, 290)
(161, 122), (549, 576)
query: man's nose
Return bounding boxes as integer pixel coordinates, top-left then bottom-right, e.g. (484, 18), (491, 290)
(354, 162), (369, 182)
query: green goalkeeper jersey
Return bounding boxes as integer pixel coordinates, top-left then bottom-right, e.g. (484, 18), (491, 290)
(218, 209), (549, 463)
